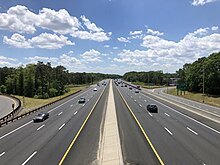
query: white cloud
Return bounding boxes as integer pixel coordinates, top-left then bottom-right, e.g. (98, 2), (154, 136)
(37, 8), (80, 34)
(0, 55), (19, 67)
(81, 15), (103, 32)
(192, 0), (217, 6)
(29, 33), (74, 49)
(117, 37), (130, 43)
(0, 5), (38, 33)
(211, 26), (219, 31)
(80, 49), (102, 62)
(113, 47), (119, 49)
(3, 33), (32, 48)
(147, 28), (164, 36)
(4, 33), (74, 49)
(0, 5), (111, 42)
(129, 30), (142, 35)
(104, 45), (110, 48)
(71, 30), (110, 42)
(114, 27), (220, 72)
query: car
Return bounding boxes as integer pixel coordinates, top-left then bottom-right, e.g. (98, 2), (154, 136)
(78, 97), (86, 103)
(121, 85), (124, 87)
(125, 84), (127, 87)
(93, 88), (97, 91)
(135, 89), (139, 93)
(33, 112), (49, 122)
(147, 104), (158, 113)
(129, 87), (132, 90)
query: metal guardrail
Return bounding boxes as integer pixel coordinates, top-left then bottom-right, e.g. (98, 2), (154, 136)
(0, 90), (81, 127)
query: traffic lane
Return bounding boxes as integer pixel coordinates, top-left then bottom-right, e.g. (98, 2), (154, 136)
(113, 84), (161, 165)
(117, 86), (201, 164)
(61, 82), (109, 165)
(0, 86), (101, 153)
(145, 87), (220, 116)
(0, 95), (16, 118)
(122, 87), (220, 164)
(26, 84), (107, 165)
(0, 85), (98, 137)
(0, 85), (106, 165)
(137, 94), (220, 165)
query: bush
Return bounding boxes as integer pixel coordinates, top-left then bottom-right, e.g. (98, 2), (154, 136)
(49, 88), (58, 97)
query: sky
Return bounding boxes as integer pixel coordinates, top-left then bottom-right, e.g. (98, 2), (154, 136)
(0, 0), (220, 75)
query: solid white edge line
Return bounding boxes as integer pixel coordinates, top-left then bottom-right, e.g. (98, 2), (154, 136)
(0, 152), (5, 157)
(187, 127), (198, 135)
(141, 93), (220, 135)
(21, 151), (37, 165)
(58, 112), (63, 116)
(36, 124), (45, 131)
(74, 111), (78, 115)
(164, 113), (170, 117)
(0, 87), (94, 140)
(148, 112), (153, 117)
(0, 121), (33, 140)
(164, 127), (173, 136)
(59, 123), (66, 130)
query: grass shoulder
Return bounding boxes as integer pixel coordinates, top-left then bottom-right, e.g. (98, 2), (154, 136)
(131, 81), (165, 89)
(168, 88), (220, 108)
(14, 85), (88, 115)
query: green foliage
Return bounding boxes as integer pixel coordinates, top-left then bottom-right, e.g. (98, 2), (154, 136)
(177, 52), (220, 95)
(0, 85), (6, 93)
(123, 71), (174, 85)
(0, 61), (121, 98)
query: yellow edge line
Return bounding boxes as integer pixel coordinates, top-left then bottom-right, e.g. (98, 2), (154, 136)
(116, 86), (165, 165)
(59, 87), (106, 165)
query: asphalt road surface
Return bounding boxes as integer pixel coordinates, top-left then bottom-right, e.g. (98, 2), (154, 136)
(0, 95), (18, 118)
(115, 82), (220, 165)
(0, 81), (108, 165)
(0, 80), (220, 165)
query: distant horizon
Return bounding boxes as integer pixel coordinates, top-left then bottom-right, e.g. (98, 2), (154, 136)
(0, 0), (220, 75)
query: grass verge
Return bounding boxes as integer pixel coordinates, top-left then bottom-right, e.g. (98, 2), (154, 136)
(14, 85), (88, 115)
(168, 88), (220, 108)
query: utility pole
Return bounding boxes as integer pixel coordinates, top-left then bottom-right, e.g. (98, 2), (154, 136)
(202, 68), (205, 103)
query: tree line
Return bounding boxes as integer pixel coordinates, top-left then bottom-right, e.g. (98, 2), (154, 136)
(123, 71), (176, 85)
(0, 61), (121, 98)
(176, 52), (220, 95)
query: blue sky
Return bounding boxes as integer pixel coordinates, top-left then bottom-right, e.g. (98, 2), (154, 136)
(0, 0), (220, 75)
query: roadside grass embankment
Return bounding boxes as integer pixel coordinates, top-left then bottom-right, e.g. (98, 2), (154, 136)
(14, 85), (88, 115)
(132, 81), (165, 89)
(168, 88), (220, 108)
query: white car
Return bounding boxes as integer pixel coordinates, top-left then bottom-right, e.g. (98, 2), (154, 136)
(93, 88), (97, 91)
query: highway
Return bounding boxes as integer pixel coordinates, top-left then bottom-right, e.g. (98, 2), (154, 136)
(115, 82), (220, 165)
(0, 80), (220, 165)
(0, 81), (109, 165)
(0, 95), (18, 118)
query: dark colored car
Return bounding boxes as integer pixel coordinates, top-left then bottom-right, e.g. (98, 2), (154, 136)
(78, 97), (86, 103)
(129, 87), (132, 90)
(33, 112), (49, 122)
(125, 84), (127, 87)
(147, 104), (158, 113)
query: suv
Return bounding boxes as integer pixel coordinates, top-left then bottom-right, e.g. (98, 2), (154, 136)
(147, 104), (158, 113)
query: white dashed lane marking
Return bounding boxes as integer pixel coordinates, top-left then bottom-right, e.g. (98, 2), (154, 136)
(187, 127), (198, 135)
(164, 127), (173, 136)
(37, 125), (45, 131)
